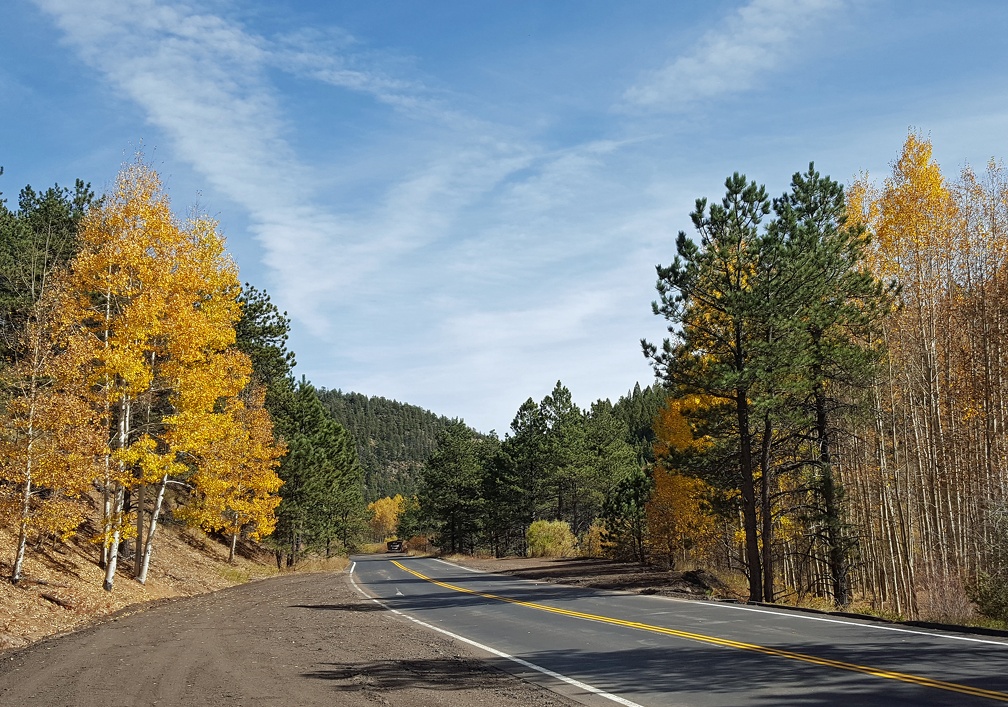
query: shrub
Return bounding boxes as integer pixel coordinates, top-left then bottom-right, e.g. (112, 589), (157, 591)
(580, 520), (605, 558)
(967, 504), (1008, 624)
(526, 520), (578, 558)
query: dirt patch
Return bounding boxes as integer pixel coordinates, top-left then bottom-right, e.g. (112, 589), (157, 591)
(0, 570), (576, 707)
(444, 555), (741, 600)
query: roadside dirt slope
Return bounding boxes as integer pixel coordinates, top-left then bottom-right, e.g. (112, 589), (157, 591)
(0, 570), (575, 707)
(0, 520), (274, 651)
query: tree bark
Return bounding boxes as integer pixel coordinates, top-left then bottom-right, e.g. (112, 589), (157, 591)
(737, 388), (762, 602)
(759, 413), (774, 603)
(136, 473), (168, 584)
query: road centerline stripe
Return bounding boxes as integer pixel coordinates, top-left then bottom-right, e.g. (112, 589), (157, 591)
(391, 559), (1008, 703)
(348, 563), (643, 707)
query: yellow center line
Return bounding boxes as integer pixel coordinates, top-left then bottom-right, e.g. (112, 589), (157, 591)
(391, 560), (1008, 703)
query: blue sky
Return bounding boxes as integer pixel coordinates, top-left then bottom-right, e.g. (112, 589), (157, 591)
(2, 1), (1007, 433)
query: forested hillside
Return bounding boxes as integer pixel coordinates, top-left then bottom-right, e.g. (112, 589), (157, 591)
(318, 390), (457, 500)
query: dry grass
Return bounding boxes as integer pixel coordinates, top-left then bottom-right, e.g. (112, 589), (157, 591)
(0, 519), (277, 652)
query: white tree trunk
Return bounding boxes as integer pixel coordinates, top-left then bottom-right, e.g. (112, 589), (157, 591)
(103, 483), (124, 591)
(136, 473), (168, 585)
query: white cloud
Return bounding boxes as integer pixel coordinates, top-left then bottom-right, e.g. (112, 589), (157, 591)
(31, 0), (491, 335)
(624, 0), (844, 111)
(27, 0), (680, 430)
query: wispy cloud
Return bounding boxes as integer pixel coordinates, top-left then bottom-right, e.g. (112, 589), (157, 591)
(32, 0), (505, 334)
(32, 0), (663, 430)
(624, 0), (844, 111)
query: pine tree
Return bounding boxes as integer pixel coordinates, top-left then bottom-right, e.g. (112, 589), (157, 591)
(644, 173), (772, 602)
(271, 378), (364, 566)
(418, 420), (486, 554)
(770, 163), (895, 606)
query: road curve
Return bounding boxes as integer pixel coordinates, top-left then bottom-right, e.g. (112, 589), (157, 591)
(350, 554), (1008, 707)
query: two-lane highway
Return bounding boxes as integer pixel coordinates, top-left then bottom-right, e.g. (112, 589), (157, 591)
(350, 554), (1008, 706)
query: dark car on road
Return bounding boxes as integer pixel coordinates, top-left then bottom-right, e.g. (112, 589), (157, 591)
(386, 540), (404, 552)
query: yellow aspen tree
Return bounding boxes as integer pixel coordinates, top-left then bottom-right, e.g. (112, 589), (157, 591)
(175, 384), (285, 563)
(368, 494), (406, 541)
(67, 160), (170, 590)
(841, 134), (1008, 618)
(646, 397), (718, 568)
(0, 272), (104, 583)
(132, 214), (249, 584)
(64, 158), (251, 590)
(874, 133), (958, 615)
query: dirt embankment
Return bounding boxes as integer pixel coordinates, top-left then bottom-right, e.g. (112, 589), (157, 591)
(0, 520), (278, 652)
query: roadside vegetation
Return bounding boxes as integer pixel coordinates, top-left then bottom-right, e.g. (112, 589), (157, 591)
(4, 131), (1008, 642)
(370, 134), (1008, 629)
(0, 158), (368, 604)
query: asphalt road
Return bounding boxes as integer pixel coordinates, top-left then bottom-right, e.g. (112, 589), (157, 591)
(350, 554), (1008, 707)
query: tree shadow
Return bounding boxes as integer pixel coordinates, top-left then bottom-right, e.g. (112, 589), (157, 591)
(303, 656), (514, 692)
(290, 603), (387, 612)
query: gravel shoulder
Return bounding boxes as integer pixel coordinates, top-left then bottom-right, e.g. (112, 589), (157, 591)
(0, 568), (576, 707)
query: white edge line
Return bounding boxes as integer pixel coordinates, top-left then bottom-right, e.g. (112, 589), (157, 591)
(435, 558), (485, 573)
(348, 567), (643, 707)
(657, 596), (1008, 648)
(377, 558), (1008, 649)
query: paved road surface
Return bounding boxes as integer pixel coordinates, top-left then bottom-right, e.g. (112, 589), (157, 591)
(350, 554), (1008, 706)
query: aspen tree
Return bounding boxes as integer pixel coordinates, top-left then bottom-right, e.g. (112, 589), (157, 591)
(0, 275), (104, 582)
(645, 397), (718, 568)
(175, 384), (284, 563)
(66, 159), (258, 589)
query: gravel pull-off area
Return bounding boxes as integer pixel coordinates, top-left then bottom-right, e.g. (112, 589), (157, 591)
(0, 571), (576, 707)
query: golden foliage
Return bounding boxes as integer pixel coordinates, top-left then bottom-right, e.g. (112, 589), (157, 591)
(176, 385), (285, 542)
(645, 398), (719, 567)
(0, 271), (105, 571)
(368, 494), (406, 540)
(48, 157), (280, 583)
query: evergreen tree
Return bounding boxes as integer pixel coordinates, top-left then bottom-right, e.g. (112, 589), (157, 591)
(318, 389), (453, 499)
(271, 378), (364, 566)
(644, 173), (772, 602)
(235, 284), (295, 391)
(418, 419), (486, 554)
(770, 164), (895, 605)
(611, 382), (667, 463)
(0, 179), (93, 362)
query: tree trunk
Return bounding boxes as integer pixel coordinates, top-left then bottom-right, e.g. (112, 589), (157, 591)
(815, 374), (849, 606)
(103, 484), (125, 591)
(11, 402), (36, 584)
(737, 388), (763, 602)
(134, 483), (145, 576)
(12, 476), (32, 584)
(759, 413), (774, 603)
(136, 473), (168, 584)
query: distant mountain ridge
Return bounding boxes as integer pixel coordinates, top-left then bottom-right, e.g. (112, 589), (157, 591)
(317, 389), (459, 501)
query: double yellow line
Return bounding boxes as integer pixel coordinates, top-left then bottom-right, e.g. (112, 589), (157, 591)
(391, 560), (1008, 703)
